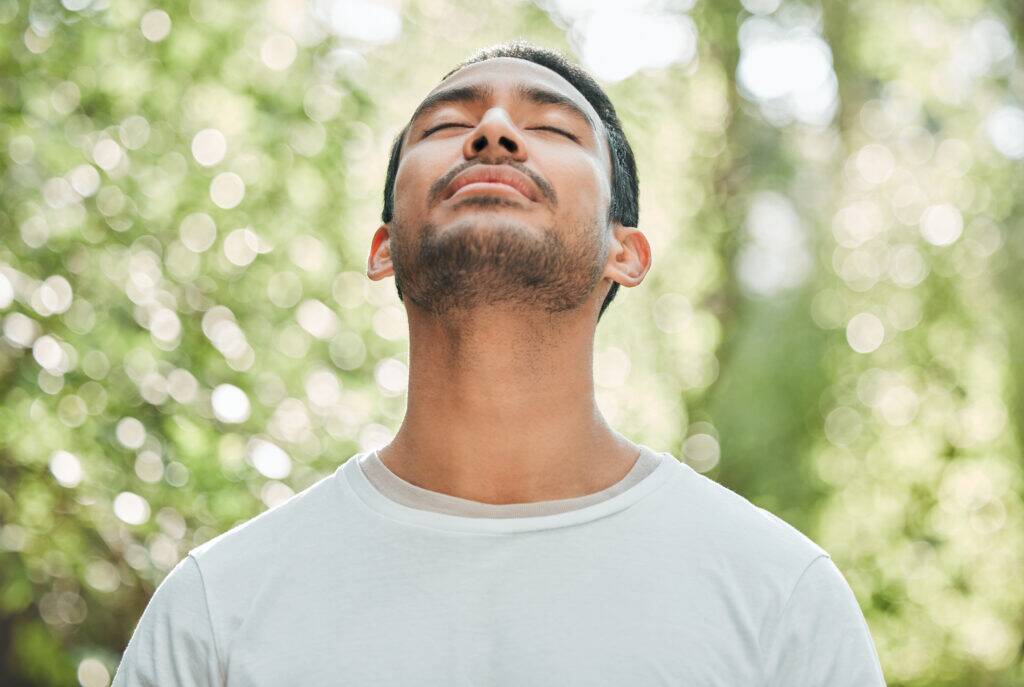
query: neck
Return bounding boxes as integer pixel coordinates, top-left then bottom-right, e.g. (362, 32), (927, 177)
(379, 305), (640, 504)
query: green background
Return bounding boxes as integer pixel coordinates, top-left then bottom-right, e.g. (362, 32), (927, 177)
(1, 0), (1022, 685)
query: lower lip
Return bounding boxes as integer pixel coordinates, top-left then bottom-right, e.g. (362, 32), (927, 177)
(448, 182), (533, 202)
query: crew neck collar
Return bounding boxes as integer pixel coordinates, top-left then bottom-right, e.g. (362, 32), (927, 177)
(336, 443), (684, 534)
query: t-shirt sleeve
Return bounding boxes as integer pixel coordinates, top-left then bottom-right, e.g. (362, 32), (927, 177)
(762, 554), (887, 687)
(111, 554), (223, 687)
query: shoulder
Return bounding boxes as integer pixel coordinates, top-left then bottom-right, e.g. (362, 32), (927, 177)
(659, 460), (875, 674)
(112, 556), (222, 686)
(663, 460), (829, 580)
(187, 466), (343, 581)
(762, 556), (886, 685)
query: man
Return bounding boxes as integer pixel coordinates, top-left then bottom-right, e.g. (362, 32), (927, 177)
(113, 41), (887, 685)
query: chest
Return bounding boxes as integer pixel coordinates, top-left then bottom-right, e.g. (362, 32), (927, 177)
(222, 553), (765, 686)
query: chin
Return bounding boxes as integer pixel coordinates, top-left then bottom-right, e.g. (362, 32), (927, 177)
(440, 216), (539, 236)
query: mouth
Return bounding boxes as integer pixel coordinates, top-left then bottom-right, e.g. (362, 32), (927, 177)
(448, 182), (533, 202)
(442, 166), (540, 203)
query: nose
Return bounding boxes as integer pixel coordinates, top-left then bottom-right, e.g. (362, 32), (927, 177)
(462, 108), (528, 162)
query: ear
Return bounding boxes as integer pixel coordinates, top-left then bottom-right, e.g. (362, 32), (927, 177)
(367, 224), (394, 281)
(602, 223), (652, 288)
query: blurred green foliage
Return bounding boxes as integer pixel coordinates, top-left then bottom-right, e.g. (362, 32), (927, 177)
(0, 0), (1022, 685)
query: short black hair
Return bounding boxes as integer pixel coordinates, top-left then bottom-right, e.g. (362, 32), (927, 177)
(380, 40), (640, 322)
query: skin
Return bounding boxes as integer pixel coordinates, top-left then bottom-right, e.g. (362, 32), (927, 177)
(366, 57), (652, 504)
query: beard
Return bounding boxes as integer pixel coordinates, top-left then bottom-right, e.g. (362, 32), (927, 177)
(389, 200), (608, 317)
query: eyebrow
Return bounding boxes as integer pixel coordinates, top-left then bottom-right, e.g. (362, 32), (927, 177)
(407, 82), (597, 134)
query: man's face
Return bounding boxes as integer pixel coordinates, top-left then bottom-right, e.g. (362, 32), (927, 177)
(383, 57), (615, 316)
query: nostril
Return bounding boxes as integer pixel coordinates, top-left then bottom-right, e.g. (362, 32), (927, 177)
(500, 136), (518, 153)
(472, 136), (487, 152)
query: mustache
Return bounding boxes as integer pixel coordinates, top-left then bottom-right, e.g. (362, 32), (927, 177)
(427, 159), (557, 207)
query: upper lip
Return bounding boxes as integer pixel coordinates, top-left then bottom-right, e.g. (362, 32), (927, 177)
(443, 165), (540, 202)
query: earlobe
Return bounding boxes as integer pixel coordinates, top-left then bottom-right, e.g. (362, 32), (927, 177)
(367, 225), (395, 281)
(602, 224), (652, 288)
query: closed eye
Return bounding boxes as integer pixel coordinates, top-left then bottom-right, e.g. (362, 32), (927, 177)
(422, 122), (580, 143)
(527, 126), (579, 142)
(422, 122), (472, 138)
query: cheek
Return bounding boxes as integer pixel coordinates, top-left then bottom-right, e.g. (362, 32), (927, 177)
(392, 152), (439, 218)
(391, 143), (460, 207)
(550, 156), (609, 216)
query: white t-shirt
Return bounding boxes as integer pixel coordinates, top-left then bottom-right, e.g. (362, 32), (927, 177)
(112, 445), (886, 686)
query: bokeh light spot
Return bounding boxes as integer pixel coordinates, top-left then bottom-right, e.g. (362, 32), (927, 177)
(682, 433), (721, 473)
(49, 450), (84, 488)
(77, 657), (111, 687)
(846, 312), (885, 353)
(191, 128), (227, 167)
(115, 417), (146, 449)
(210, 172), (245, 209)
(211, 383), (251, 424)
(261, 33), (297, 71)
(113, 492), (151, 525)
(140, 9), (172, 42)
(248, 438), (292, 479)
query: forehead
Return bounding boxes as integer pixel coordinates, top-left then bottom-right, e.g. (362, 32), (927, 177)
(416, 57), (604, 136)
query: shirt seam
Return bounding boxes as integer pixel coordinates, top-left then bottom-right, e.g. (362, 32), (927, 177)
(758, 552), (832, 686)
(339, 456), (684, 536)
(362, 449), (654, 515)
(188, 554), (227, 686)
